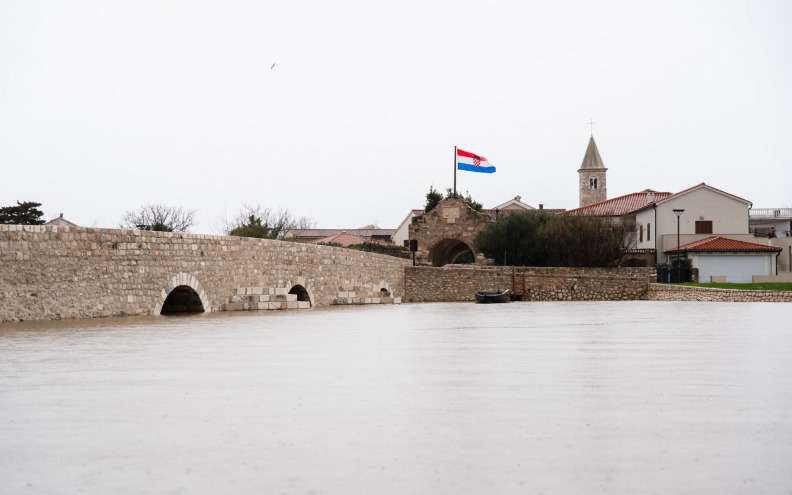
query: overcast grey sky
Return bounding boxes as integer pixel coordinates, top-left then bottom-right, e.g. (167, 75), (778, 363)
(2, 0), (790, 233)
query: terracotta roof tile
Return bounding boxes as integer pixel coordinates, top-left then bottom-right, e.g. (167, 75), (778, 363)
(566, 190), (672, 216)
(312, 232), (390, 247)
(288, 228), (395, 238)
(666, 236), (781, 253)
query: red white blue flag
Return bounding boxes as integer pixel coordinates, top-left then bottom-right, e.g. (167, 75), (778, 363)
(457, 149), (495, 173)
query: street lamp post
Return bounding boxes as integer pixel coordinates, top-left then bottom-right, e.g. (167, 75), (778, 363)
(672, 209), (685, 282)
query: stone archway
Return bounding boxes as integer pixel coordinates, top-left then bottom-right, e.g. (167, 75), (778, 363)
(428, 238), (476, 267)
(155, 272), (211, 315)
(408, 196), (491, 266)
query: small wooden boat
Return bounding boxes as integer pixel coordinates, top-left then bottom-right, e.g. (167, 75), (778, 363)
(474, 289), (512, 303)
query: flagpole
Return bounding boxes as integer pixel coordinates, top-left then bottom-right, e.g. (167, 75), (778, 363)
(453, 146), (457, 196)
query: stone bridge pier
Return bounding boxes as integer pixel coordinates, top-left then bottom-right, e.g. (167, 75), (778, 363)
(0, 225), (408, 322)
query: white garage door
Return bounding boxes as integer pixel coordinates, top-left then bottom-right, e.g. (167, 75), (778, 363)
(697, 255), (768, 283)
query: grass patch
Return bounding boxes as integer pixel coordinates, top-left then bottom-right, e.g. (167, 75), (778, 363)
(675, 282), (792, 291)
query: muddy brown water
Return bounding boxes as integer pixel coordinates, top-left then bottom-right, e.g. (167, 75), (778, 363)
(2, 301), (791, 494)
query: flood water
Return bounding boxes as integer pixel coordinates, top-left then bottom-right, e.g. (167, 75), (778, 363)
(1, 301), (791, 494)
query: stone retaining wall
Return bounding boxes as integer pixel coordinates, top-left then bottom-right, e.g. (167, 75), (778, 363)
(404, 265), (655, 302)
(0, 225), (408, 322)
(645, 283), (792, 302)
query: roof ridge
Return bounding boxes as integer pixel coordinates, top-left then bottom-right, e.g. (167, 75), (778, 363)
(657, 183), (751, 205)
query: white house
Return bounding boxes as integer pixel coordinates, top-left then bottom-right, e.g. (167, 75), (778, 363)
(392, 209), (426, 247)
(629, 182), (781, 281)
(491, 195), (536, 212)
(632, 183), (756, 261)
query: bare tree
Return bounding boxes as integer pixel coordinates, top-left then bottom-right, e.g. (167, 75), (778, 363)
(220, 204), (315, 239)
(119, 204), (197, 232)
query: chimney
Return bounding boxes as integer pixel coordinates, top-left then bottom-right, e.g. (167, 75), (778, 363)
(539, 204), (544, 210)
(647, 191), (655, 203)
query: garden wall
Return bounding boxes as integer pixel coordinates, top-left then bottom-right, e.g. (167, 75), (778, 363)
(645, 283), (792, 302)
(404, 265), (655, 302)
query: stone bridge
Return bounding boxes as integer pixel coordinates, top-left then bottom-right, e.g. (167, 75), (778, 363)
(0, 225), (408, 322)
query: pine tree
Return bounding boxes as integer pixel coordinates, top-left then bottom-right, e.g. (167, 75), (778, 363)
(0, 201), (45, 225)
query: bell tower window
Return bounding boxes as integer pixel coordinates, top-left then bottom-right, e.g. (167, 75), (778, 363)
(590, 177), (598, 189)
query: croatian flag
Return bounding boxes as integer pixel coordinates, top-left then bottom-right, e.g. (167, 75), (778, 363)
(457, 148), (496, 173)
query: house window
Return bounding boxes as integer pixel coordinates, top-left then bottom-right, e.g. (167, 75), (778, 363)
(647, 223), (651, 241)
(695, 220), (713, 234)
(639, 225), (643, 242)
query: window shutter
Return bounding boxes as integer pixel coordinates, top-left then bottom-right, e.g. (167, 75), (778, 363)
(695, 220), (713, 234)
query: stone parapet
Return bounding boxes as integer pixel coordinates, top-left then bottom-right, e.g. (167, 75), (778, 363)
(645, 283), (792, 302)
(404, 265), (655, 302)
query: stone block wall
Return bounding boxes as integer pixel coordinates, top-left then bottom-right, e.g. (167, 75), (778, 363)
(0, 225), (408, 322)
(645, 283), (792, 302)
(404, 265), (655, 302)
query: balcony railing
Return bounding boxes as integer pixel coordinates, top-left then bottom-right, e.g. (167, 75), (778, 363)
(750, 208), (792, 218)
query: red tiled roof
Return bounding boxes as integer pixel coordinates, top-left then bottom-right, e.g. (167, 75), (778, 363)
(566, 190), (672, 216)
(414, 207), (564, 222)
(288, 228), (395, 238)
(312, 232), (390, 247)
(666, 236), (781, 253)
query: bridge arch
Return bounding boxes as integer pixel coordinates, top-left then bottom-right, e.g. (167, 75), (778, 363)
(428, 238), (476, 267)
(285, 276), (314, 307)
(374, 279), (393, 296)
(155, 272), (211, 315)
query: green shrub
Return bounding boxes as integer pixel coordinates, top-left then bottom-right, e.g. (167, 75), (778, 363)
(474, 211), (625, 267)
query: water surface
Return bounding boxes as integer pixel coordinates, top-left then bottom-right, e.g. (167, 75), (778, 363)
(2, 302), (791, 494)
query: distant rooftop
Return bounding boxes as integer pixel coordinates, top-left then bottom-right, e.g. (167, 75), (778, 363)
(750, 208), (792, 219)
(284, 227), (395, 240)
(43, 214), (79, 227)
(312, 232), (390, 247)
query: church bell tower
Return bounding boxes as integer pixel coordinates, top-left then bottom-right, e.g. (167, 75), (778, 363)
(577, 136), (607, 207)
